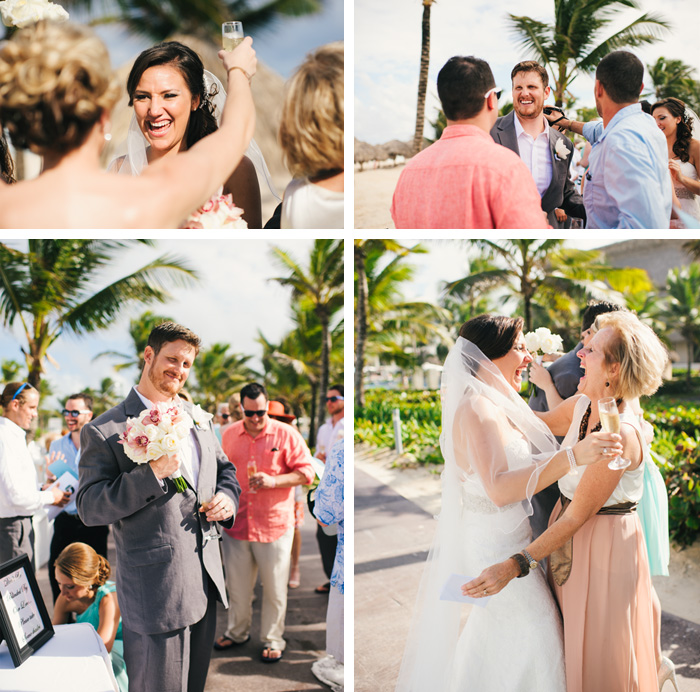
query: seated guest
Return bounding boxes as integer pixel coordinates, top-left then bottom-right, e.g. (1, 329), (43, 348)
(279, 42), (344, 229)
(391, 56), (549, 229)
(53, 542), (128, 692)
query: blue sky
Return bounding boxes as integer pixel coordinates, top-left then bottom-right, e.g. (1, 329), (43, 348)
(355, 0), (700, 144)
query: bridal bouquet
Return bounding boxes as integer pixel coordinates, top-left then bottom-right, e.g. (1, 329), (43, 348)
(0, 0), (68, 27)
(524, 327), (563, 362)
(182, 193), (247, 229)
(119, 402), (193, 492)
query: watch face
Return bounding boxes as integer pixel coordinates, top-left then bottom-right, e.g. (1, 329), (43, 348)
(528, 560), (538, 570)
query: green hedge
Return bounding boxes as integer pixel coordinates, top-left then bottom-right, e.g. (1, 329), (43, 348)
(356, 387), (700, 546)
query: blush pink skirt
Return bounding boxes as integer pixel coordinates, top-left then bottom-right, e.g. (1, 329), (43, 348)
(549, 501), (657, 692)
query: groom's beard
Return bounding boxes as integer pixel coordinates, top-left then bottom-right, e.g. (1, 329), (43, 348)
(146, 362), (185, 399)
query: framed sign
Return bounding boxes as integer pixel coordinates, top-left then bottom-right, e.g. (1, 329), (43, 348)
(0, 554), (54, 667)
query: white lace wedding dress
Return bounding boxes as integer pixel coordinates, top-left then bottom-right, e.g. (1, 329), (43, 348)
(674, 159), (700, 225)
(446, 436), (565, 691)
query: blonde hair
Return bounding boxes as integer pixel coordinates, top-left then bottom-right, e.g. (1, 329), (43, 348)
(0, 21), (120, 156)
(228, 392), (243, 422)
(55, 542), (110, 589)
(279, 42), (344, 179)
(594, 312), (668, 399)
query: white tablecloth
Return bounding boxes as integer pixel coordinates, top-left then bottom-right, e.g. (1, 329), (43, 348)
(0, 623), (118, 691)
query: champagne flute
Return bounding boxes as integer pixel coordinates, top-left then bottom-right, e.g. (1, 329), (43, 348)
(247, 458), (257, 493)
(222, 21), (244, 51)
(569, 217), (584, 230)
(598, 397), (630, 470)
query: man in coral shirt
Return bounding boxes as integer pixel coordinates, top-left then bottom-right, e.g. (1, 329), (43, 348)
(214, 382), (315, 663)
(391, 56), (549, 229)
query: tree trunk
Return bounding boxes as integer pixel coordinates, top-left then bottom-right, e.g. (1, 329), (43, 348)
(308, 382), (317, 451)
(412, 2), (432, 155)
(315, 312), (332, 438)
(687, 337), (693, 383)
(354, 245), (369, 411)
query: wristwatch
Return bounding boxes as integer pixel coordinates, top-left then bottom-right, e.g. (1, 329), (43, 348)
(510, 552), (530, 578)
(522, 549), (538, 571)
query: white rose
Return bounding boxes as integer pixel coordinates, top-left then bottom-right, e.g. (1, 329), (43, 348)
(524, 331), (541, 353)
(159, 416), (175, 435)
(127, 446), (148, 465)
(162, 434), (179, 454)
(0, 0), (69, 28)
(146, 441), (166, 461)
(534, 326), (552, 340)
(554, 138), (569, 160)
(143, 423), (162, 442)
(173, 420), (191, 439)
(540, 334), (561, 354)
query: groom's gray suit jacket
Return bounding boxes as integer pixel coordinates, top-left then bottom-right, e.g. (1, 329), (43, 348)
(76, 388), (240, 635)
(490, 111), (586, 229)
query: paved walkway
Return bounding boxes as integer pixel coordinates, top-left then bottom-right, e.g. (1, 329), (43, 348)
(36, 513), (334, 692)
(355, 444), (700, 692)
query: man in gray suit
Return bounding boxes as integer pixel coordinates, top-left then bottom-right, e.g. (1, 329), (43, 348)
(491, 60), (586, 229)
(77, 322), (241, 692)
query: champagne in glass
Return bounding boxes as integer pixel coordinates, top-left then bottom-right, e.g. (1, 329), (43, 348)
(247, 459), (257, 493)
(597, 397), (630, 470)
(222, 21), (244, 51)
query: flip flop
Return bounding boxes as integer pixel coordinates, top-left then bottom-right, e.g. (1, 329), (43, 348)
(213, 635), (250, 651)
(315, 582), (331, 594)
(261, 647), (284, 663)
(289, 567), (301, 589)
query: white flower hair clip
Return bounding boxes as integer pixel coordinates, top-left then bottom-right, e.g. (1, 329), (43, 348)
(0, 0), (69, 28)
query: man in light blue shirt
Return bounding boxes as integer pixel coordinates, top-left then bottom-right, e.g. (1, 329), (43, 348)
(47, 392), (109, 602)
(546, 51), (671, 229)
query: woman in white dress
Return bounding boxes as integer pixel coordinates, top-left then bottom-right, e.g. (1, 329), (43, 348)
(463, 311), (671, 692)
(0, 21), (256, 228)
(651, 97), (700, 227)
(396, 314), (622, 692)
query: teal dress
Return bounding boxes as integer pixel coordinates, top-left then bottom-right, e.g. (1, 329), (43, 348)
(76, 582), (129, 692)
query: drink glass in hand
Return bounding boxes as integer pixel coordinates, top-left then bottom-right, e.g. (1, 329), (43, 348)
(222, 21), (244, 51)
(598, 397), (630, 470)
(247, 459), (257, 493)
(569, 217), (584, 230)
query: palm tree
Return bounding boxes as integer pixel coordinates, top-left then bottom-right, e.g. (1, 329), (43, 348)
(93, 310), (175, 375)
(191, 342), (258, 411)
(645, 57), (700, 112)
(56, 0), (326, 43)
(508, 0), (670, 106)
(445, 240), (652, 332)
(663, 264), (700, 382)
(1, 358), (23, 384)
(683, 240), (700, 261)
(413, 0), (435, 155)
(270, 240), (343, 435)
(82, 377), (121, 417)
(0, 240), (198, 392)
(354, 240), (427, 409)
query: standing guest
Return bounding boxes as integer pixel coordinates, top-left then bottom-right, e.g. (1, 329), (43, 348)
(491, 60), (585, 228)
(0, 21), (257, 228)
(268, 399), (307, 590)
(214, 383), (314, 662)
(391, 56), (548, 229)
(53, 542), (128, 692)
(1, 130), (15, 183)
(0, 383), (69, 565)
(47, 392), (109, 603)
(279, 42), (344, 229)
(77, 322), (240, 692)
(314, 385), (344, 594)
(651, 97), (700, 225)
(311, 440), (344, 692)
(214, 402), (230, 443)
(544, 51), (671, 228)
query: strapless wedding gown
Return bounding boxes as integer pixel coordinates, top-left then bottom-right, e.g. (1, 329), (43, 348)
(447, 439), (565, 691)
(673, 159), (700, 226)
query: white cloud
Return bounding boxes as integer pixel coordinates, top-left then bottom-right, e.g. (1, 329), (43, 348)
(355, 0), (700, 143)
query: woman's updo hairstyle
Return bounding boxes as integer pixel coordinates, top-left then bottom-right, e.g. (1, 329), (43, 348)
(651, 97), (693, 163)
(126, 42), (218, 150)
(56, 542), (110, 590)
(0, 21), (120, 156)
(459, 314), (524, 361)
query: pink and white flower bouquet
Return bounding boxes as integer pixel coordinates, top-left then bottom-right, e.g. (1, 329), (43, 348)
(182, 193), (247, 229)
(118, 402), (193, 492)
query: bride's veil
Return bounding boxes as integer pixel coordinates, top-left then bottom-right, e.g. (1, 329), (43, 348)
(112, 69), (280, 200)
(395, 336), (560, 691)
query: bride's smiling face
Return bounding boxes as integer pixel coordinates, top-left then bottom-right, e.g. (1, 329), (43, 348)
(132, 64), (200, 158)
(652, 106), (680, 139)
(492, 331), (533, 392)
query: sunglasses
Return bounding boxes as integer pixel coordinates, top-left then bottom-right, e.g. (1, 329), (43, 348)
(326, 396), (344, 403)
(62, 409), (91, 417)
(221, 413), (230, 420)
(243, 410), (267, 418)
(484, 86), (503, 101)
(11, 383), (29, 402)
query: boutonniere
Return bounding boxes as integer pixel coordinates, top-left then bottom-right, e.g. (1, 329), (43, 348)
(191, 404), (214, 429)
(554, 138), (569, 161)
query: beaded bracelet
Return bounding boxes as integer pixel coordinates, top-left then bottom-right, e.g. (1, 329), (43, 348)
(565, 446), (578, 475)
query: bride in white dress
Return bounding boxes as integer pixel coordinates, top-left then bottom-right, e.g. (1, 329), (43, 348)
(652, 97), (700, 227)
(395, 315), (622, 692)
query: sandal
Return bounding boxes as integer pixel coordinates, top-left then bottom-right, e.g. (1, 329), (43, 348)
(315, 582), (331, 594)
(213, 634), (250, 651)
(289, 566), (301, 589)
(261, 647), (284, 663)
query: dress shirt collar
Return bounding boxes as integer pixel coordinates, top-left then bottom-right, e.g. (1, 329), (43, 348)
(441, 124), (494, 142)
(598, 103), (642, 140)
(513, 113), (549, 140)
(132, 385), (180, 411)
(0, 415), (27, 439)
(236, 417), (273, 438)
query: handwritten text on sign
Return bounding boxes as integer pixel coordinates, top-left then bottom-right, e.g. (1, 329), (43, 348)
(0, 568), (43, 647)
